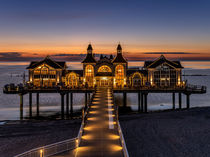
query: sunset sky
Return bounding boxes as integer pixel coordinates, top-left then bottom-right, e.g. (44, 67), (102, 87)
(0, 0), (210, 61)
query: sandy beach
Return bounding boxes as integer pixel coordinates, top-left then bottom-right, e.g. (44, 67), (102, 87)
(0, 119), (81, 157)
(1, 107), (210, 157)
(120, 107), (210, 157)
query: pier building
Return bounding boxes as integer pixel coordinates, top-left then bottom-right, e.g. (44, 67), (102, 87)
(26, 44), (184, 89)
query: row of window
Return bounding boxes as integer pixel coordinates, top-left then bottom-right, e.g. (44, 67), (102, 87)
(34, 75), (56, 78)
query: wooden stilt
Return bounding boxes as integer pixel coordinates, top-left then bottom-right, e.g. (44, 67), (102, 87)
(144, 93), (148, 113)
(70, 92), (73, 116)
(179, 93), (182, 109)
(186, 94), (190, 109)
(36, 93), (39, 117)
(66, 93), (69, 118)
(123, 92), (127, 107)
(138, 92), (141, 112)
(172, 93), (175, 110)
(29, 92), (32, 118)
(20, 94), (23, 120)
(88, 93), (90, 104)
(61, 93), (65, 119)
(85, 92), (88, 109)
(141, 93), (144, 112)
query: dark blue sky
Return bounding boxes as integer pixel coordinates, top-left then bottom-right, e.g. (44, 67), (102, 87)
(0, 0), (210, 58)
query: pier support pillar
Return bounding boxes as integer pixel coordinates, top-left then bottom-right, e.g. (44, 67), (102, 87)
(141, 93), (144, 112)
(179, 93), (182, 109)
(36, 93), (39, 117)
(138, 92), (141, 113)
(186, 94), (190, 109)
(144, 93), (148, 113)
(172, 93), (175, 110)
(66, 93), (69, 118)
(61, 93), (65, 119)
(123, 92), (127, 107)
(19, 94), (23, 120)
(85, 92), (88, 109)
(88, 93), (90, 104)
(70, 93), (73, 116)
(29, 93), (32, 118)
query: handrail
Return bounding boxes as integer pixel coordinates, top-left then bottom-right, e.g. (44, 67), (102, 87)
(117, 121), (129, 157)
(14, 92), (94, 157)
(112, 88), (129, 157)
(77, 91), (95, 146)
(14, 137), (77, 157)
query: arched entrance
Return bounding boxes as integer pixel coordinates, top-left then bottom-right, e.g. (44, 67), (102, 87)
(96, 65), (113, 87)
(66, 72), (78, 88)
(132, 73), (142, 87)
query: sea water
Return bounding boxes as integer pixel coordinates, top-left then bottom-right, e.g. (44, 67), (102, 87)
(0, 61), (210, 120)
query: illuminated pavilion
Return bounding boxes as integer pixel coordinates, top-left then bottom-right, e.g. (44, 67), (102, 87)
(27, 44), (184, 88)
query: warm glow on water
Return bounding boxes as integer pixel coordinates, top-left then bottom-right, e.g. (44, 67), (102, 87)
(0, 62), (30, 66)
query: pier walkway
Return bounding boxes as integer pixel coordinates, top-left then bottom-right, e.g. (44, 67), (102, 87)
(54, 87), (124, 157)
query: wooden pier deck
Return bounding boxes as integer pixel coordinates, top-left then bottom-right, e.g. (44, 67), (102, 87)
(53, 88), (124, 157)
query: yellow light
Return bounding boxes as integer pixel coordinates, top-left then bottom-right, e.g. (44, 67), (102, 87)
(76, 139), (79, 147)
(113, 121), (117, 125)
(109, 134), (120, 140)
(84, 125), (97, 131)
(82, 135), (92, 140)
(87, 117), (97, 121)
(75, 146), (92, 153)
(91, 105), (99, 108)
(108, 108), (114, 111)
(110, 144), (123, 151)
(40, 149), (44, 157)
(84, 126), (93, 131)
(89, 111), (98, 114)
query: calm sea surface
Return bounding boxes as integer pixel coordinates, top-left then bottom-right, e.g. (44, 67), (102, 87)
(0, 61), (210, 120)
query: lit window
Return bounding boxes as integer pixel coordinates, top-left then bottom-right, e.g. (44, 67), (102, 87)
(85, 65), (94, 77)
(115, 65), (124, 86)
(98, 65), (112, 72)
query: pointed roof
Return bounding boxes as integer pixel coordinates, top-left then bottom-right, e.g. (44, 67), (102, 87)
(112, 53), (127, 63)
(27, 56), (66, 69)
(100, 54), (104, 60)
(117, 44), (122, 51)
(112, 43), (127, 63)
(87, 44), (93, 50)
(82, 44), (96, 63)
(82, 54), (97, 63)
(144, 55), (183, 69)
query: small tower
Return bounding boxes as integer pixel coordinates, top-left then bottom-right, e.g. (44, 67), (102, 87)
(117, 44), (122, 54)
(87, 44), (93, 54)
(82, 44), (96, 87)
(112, 43), (128, 88)
(112, 43), (127, 64)
(82, 44), (96, 63)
